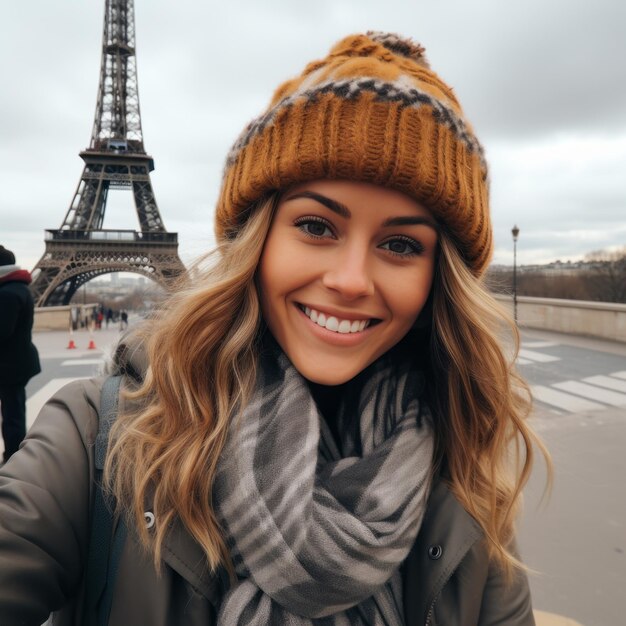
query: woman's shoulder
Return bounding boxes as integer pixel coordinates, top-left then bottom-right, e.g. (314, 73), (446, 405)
(30, 377), (105, 450)
(49, 328), (150, 448)
(109, 328), (149, 383)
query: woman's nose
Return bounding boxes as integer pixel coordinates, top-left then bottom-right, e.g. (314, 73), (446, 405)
(321, 245), (375, 300)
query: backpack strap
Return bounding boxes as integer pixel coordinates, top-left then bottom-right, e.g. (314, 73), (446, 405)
(83, 375), (127, 626)
(95, 375), (122, 471)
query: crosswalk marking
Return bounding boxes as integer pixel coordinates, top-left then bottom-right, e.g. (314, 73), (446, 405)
(552, 380), (626, 407)
(26, 377), (89, 428)
(523, 341), (558, 349)
(518, 349), (561, 363)
(611, 371), (626, 381)
(583, 375), (626, 394)
(531, 385), (605, 412)
(61, 358), (105, 366)
(516, 357), (533, 365)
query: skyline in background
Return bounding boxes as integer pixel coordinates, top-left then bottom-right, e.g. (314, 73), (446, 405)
(1, 0), (625, 272)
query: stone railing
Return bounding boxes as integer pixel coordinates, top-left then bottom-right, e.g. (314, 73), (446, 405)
(36, 297), (626, 343)
(494, 295), (626, 343)
(33, 304), (98, 332)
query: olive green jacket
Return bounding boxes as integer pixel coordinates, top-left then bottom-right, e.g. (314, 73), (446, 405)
(0, 375), (535, 625)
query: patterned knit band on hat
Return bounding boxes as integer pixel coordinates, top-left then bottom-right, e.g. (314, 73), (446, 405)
(215, 31), (493, 275)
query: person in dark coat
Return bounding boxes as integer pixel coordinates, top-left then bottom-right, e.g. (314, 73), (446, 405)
(0, 245), (41, 462)
(120, 309), (129, 330)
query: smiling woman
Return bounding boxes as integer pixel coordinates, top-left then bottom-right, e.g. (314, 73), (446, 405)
(0, 31), (550, 626)
(259, 180), (438, 384)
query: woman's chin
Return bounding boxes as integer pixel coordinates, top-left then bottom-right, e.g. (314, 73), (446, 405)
(291, 357), (366, 386)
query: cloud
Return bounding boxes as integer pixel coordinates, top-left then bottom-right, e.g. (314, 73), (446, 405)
(488, 131), (626, 263)
(421, 0), (626, 139)
(1, 0), (625, 275)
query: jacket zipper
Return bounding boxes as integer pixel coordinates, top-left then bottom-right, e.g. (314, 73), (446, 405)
(424, 572), (451, 624)
(425, 595), (438, 625)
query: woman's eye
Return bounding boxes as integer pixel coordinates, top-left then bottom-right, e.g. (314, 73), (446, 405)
(296, 218), (333, 238)
(380, 238), (423, 256)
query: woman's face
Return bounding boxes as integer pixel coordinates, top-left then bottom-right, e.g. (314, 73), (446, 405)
(258, 180), (438, 385)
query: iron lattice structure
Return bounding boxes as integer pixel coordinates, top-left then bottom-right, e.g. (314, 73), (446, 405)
(30, 0), (185, 306)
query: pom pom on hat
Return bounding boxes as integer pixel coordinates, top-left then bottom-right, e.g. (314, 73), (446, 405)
(366, 31), (430, 67)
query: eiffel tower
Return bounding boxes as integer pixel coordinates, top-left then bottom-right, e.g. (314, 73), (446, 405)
(30, 0), (186, 306)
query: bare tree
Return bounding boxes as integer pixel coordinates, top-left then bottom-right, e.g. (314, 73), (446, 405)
(584, 247), (626, 303)
(486, 247), (626, 304)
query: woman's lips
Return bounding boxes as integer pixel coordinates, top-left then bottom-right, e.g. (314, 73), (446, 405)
(294, 303), (381, 346)
(298, 304), (371, 334)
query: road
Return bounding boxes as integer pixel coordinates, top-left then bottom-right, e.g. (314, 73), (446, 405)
(3, 324), (626, 625)
(22, 325), (125, 425)
(515, 329), (626, 626)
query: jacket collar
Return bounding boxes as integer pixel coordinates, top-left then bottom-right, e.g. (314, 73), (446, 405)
(161, 516), (224, 606)
(0, 267), (31, 284)
(403, 479), (483, 624)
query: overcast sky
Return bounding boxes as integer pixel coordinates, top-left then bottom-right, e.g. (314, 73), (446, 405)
(1, 0), (625, 272)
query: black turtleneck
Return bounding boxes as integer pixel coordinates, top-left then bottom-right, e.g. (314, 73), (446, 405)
(307, 380), (347, 448)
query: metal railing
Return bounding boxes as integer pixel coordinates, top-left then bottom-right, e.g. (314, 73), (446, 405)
(46, 229), (178, 243)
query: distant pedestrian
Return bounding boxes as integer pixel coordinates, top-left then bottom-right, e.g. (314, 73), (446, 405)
(0, 245), (41, 463)
(106, 308), (113, 328)
(119, 309), (128, 331)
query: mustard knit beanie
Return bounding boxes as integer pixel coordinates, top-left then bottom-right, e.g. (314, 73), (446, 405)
(215, 31), (492, 275)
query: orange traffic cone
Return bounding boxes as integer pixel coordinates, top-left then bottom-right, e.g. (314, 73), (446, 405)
(87, 322), (97, 350)
(67, 324), (77, 349)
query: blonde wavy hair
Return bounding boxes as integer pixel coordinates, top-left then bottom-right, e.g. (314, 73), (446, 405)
(105, 192), (550, 579)
(430, 236), (551, 575)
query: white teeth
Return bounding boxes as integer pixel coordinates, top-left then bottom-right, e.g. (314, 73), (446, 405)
(300, 305), (371, 334)
(338, 320), (352, 334)
(325, 316), (339, 331)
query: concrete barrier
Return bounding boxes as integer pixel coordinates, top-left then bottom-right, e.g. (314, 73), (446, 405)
(494, 295), (626, 343)
(34, 304), (97, 332)
(37, 297), (625, 343)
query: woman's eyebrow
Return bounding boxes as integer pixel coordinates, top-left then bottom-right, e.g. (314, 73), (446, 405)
(284, 191), (351, 218)
(382, 215), (439, 231)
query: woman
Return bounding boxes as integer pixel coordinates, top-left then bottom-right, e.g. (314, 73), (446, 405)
(0, 32), (549, 625)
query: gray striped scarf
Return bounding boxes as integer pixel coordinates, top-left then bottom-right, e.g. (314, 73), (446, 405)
(214, 341), (434, 625)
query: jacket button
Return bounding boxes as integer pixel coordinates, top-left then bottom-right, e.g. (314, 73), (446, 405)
(428, 544), (443, 560)
(144, 511), (155, 529)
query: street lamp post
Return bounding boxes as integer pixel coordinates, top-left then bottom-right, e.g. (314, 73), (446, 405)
(511, 225), (520, 324)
